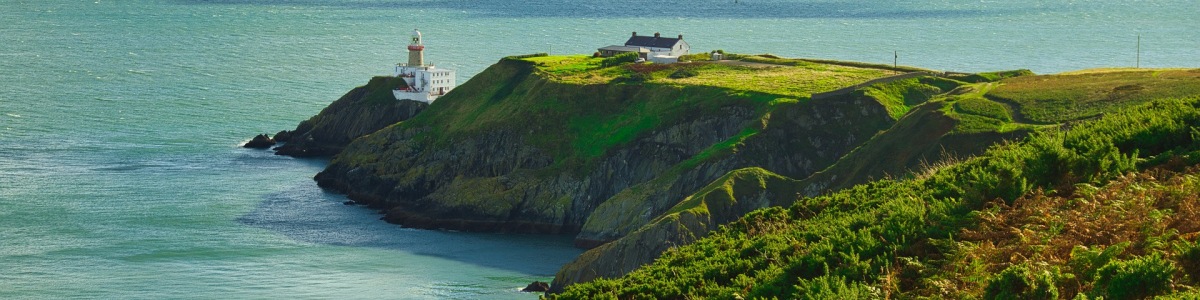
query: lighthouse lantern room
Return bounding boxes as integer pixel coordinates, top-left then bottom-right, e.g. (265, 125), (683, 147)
(394, 29), (456, 103)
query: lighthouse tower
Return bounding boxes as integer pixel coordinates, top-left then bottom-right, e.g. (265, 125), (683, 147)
(393, 29), (456, 103)
(407, 29), (425, 67)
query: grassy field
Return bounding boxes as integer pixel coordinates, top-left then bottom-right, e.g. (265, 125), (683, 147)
(660, 62), (898, 98)
(518, 55), (901, 98)
(988, 69), (1200, 123)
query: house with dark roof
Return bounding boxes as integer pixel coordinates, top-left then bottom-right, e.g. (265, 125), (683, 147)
(598, 32), (691, 63)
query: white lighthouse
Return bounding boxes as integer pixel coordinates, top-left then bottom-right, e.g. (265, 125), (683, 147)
(393, 29), (456, 103)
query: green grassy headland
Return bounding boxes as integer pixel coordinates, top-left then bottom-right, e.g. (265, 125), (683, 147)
(321, 51), (1200, 299)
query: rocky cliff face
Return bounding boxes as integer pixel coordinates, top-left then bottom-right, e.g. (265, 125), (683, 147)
(302, 58), (1032, 294)
(271, 76), (427, 157)
(549, 87), (903, 291)
(315, 60), (785, 233)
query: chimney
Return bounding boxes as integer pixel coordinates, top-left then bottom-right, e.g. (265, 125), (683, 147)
(678, 34), (683, 39)
(654, 32), (660, 38)
(632, 31), (637, 37)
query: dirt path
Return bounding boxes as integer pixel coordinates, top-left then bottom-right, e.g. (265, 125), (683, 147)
(976, 83), (1054, 125)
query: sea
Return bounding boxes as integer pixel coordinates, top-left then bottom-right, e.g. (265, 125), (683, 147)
(1, 0), (1197, 299)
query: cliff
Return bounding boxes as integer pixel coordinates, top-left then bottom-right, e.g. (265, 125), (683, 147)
(315, 58), (792, 232)
(314, 55), (924, 238)
(295, 53), (1200, 295)
(269, 76), (427, 157)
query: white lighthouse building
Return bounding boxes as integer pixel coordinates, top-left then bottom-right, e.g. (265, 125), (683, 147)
(394, 29), (456, 103)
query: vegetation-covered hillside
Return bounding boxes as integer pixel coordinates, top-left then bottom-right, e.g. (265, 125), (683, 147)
(553, 72), (1200, 299)
(316, 53), (915, 240)
(296, 50), (1200, 298)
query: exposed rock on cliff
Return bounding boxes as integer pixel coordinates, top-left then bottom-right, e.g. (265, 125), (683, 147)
(316, 59), (785, 233)
(271, 76), (427, 157)
(304, 55), (1053, 293)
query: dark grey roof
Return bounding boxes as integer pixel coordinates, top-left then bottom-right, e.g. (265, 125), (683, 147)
(624, 35), (683, 48)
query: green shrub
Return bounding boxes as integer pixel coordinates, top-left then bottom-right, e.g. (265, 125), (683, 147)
(793, 275), (878, 299)
(668, 68), (700, 79)
(983, 264), (1059, 300)
(1069, 243), (1129, 282)
(601, 52), (639, 67)
(621, 72), (653, 83)
(1093, 254), (1176, 300)
(1155, 289), (1200, 299)
(1175, 239), (1200, 281)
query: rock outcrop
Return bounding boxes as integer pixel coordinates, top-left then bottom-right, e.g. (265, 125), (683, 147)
(521, 281), (550, 292)
(270, 76), (427, 157)
(243, 134), (275, 149)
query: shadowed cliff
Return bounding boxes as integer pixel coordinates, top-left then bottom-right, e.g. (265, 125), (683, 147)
(268, 76), (427, 157)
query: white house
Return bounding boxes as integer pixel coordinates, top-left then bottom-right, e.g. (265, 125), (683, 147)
(598, 32), (690, 63)
(393, 29), (456, 103)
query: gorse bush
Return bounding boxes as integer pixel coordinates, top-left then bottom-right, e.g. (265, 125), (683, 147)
(983, 264), (1058, 300)
(1069, 243), (1128, 282)
(1093, 254), (1176, 300)
(793, 275), (879, 299)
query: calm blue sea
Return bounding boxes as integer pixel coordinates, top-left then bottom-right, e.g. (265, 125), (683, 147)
(1, 0), (1197, 298)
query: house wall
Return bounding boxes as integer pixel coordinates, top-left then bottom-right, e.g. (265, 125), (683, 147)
(670, 40), (691, 57)
(394, 65), (456, 103)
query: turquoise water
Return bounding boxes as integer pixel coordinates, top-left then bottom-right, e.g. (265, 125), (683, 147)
(1, 0), (1197, 298)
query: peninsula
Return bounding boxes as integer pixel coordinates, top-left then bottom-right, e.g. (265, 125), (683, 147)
(252, 49), (1200, 298)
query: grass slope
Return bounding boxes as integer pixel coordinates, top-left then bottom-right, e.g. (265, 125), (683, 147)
(554, 92), (1200, 299)
(988, 69), (1200, 123)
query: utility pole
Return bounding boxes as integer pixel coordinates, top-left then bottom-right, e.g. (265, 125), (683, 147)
(894, 50), (898, 68)
(1136, 34), (1141, 68)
